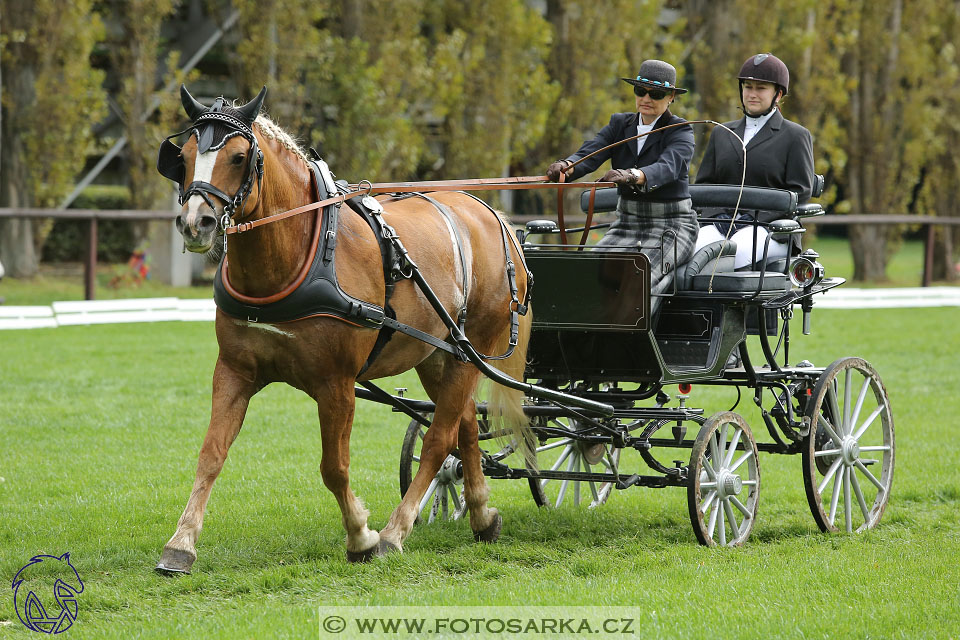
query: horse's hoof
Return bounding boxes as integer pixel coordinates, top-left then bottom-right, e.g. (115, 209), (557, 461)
(473, 512), (503, 543)
(155, 547), (196, 575)
(346, 539), (400, 563)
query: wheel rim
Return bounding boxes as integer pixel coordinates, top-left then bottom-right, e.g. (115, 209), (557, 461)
(802, 358), (895, 533)
(399, 417), (467, 523)
(687, 412), (759, 547)
(529, 417), (621, 508)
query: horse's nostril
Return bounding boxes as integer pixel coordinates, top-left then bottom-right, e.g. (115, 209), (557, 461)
(198, 215), (218, 233)
(175, 215), (185, 233)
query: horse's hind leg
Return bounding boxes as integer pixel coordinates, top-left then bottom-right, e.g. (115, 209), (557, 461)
(157, 360), (254, 574)
(315, 379), (388, 562)
(380, 362), (495, 547)
(457, 404), (502, 542)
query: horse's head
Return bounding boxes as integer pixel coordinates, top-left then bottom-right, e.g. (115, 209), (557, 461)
(159, 85), (267, 253)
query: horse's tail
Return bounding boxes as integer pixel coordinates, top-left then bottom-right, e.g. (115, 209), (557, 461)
(484, 289), (537, 470)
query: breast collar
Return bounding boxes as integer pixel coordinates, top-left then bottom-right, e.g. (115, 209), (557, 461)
(212, 158), (386, 328)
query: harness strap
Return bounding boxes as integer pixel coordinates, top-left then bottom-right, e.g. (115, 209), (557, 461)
(408, 193), (469, 329)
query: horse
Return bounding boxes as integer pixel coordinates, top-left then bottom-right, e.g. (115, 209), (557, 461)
(155, 85), (532, 571)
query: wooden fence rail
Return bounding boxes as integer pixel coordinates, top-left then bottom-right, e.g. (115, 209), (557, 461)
(2, 208), (959, 299)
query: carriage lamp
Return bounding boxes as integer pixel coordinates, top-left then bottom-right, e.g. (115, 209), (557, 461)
(789, 250), (824, 288)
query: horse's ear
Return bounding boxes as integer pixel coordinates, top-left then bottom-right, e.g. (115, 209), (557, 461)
(236, 86), (268, 125)
(180, 84), (208, 121)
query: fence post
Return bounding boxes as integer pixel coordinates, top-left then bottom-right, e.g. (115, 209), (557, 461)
(922, 223), (935, 287)
(85, 217), (98, 300)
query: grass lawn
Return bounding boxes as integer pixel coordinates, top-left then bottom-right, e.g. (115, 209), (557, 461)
(1, 305), (959, 639)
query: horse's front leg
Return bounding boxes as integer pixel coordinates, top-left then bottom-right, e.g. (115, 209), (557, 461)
(315, 380), (388, 563)
(156, 360), (255, 574)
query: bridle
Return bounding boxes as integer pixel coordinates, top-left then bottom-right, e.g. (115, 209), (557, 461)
(157, 98), (264, 223)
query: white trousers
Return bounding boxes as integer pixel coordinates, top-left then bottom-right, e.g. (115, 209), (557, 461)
(695, 224), (789, 269)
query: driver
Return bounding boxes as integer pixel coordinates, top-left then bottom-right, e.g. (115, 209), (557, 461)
(695, 53), (815, 269)
(545, 59), (697, 312)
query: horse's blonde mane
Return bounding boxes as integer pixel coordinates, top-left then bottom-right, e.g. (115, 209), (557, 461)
(253, 114), (309, 164)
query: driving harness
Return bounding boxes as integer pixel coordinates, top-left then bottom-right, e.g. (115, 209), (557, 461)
(157, 95), (529, 373)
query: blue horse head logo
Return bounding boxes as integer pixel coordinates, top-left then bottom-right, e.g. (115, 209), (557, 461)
(11, 553), (84, 634)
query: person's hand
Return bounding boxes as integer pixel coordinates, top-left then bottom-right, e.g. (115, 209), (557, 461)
(600, 169), (641, 185)
(546, 160), (571, 182)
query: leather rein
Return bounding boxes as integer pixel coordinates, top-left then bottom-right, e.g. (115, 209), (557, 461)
(223, 119), (723, 243)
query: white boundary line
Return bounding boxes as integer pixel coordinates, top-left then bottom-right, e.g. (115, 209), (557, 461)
(1, 288), (958, 330)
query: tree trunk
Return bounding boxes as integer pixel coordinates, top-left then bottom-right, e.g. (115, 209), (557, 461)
(849, 224), (889, 282)
(931, 226), (957, 282)
(0, 21), (39, 278)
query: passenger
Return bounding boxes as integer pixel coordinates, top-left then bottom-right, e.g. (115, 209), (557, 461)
(695, 53), (815, 269)
(545, 59), (697, 311)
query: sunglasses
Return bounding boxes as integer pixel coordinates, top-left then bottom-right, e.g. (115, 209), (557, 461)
(634, 86), (670, 100)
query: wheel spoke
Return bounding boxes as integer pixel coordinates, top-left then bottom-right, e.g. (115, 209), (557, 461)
(589, 479), (600, 503)
(843, 466), (852, 533)
(854, 460), (886, 492)
(548, 445), (575, 473)
(850, 470), (871, 524)
(412, 454), (421, 463)
(441, 484), (449, 519)
(730, 495), (752, 519)
(700, 481), (718, 489)
(419, 477), (440, 514)
(828, 467), (842, 526)
(710, 432), (722, 472)
(718, 501), (727, 545)
(814, 448), (842, 457)
(702, 458), (718, 481)
(843, 368), (853, 435)
(723, 498), (740, 540)
(537, 438), (573, 454)
(730, 449), (754, 472)
(701, 490), (718, 514)
(849, 377), (871, 433)
(448, 484), (463, 514)
(817, 457), (844, 495)
(858, 445), (890, 453)
(573, 456), (582, 506)
(827, 384), (844, 436)
(724, 428), (743, 468)
(817, 414), (843, 446)
(853, 404), (885, 441)
(707, 498), (720, 538)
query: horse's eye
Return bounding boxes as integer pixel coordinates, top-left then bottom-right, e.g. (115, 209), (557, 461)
(231, 153), (245, 166)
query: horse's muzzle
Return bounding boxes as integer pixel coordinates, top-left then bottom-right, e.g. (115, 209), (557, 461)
(176, 211), (219, 253)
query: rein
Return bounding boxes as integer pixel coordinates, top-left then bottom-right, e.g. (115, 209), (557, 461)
(222, 178), (615, 235)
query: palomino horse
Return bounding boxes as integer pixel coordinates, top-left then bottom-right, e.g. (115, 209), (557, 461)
(155, 86), (531, 570)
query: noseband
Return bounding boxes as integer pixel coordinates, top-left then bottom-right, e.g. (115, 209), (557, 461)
(157, 98), (264, 221)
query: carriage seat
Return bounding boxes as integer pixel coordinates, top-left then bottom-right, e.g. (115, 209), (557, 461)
(579, 184), (801, 216)
(677, 240), (788, 293)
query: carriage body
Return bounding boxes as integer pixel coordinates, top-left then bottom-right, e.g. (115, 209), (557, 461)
(400, 183), (894, 547)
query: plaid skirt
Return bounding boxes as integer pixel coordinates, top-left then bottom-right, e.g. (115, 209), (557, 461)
(594, 197), (698, 311)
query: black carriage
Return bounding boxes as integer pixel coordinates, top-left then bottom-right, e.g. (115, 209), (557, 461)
(389, 182), (894, 547)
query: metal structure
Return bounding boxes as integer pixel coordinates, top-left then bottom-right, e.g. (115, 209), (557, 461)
(383, 182), (895, 546)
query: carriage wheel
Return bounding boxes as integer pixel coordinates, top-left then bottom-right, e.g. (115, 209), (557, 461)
(399, 416), (467, 523)
(528, 416), (622, 508)
(687, 411), (760, 547)
(802, 358), (894, 533)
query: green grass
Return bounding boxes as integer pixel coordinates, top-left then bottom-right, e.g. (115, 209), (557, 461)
(1, 307), (959, 638)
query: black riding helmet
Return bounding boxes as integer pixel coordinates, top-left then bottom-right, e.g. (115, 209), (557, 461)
(737, 53), (789, 115)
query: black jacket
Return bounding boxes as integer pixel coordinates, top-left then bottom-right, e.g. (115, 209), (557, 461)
(696, 110), (815, 204)
(563, 110), (694, 201)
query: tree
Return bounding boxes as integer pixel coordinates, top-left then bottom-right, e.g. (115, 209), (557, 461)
(0, 0), (106, 277)
(106, 0), (182, 218)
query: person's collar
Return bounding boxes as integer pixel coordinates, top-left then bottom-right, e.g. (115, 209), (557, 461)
(745, 108), (776, 129)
